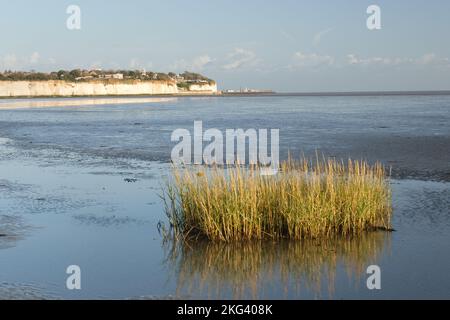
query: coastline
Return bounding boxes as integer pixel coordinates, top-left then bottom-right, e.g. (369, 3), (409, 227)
(1, 90), (450, 101)
(0, 79), (218, 99)
(1, 89), (450, 110)
(0, 91), (221, 100)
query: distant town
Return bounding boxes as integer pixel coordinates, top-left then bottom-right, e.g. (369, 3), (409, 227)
(222, 88), (275, 95)
(0, 69), (215, 88)
(0, 69), (278, 96)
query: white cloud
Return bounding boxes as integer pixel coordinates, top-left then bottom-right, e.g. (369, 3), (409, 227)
(1, 53), (60, 71)
(346, 54), (393, 66)
(90, 61), (103, 69)
(223, 48), (259, 70)
(191, 55), (213, 70)
(280, 29), (296, 43)
(1, 54), (18, 69)
(313, 28), (333, 46)
(128, 58), (153, 70)
(417, 53), (450, 66)
(172, 49), (260, 73)
(29, 52), (40, 64)
(292, 52), (335, 68)
(171, 54), (213, 72)
(129, 58), (140, 69)
(170, 59), (187, 71)
(347, 53), (449, 67)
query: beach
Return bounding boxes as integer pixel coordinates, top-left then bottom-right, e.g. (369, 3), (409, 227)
(0, 94), (449, 299)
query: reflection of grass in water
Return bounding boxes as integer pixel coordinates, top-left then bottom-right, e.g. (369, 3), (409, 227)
(164, 232), (390, 299)
(162, 158), (392, 241)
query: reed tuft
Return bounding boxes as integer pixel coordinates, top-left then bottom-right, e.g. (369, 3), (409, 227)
(161, 157), (392, 242)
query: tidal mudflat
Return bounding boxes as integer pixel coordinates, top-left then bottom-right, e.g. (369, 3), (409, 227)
(0, 95), (449, 299)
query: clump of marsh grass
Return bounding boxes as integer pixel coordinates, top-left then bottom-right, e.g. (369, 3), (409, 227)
(161, 157), (392, 242)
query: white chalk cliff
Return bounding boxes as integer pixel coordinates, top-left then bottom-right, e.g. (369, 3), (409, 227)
(0, 80), (218, 97)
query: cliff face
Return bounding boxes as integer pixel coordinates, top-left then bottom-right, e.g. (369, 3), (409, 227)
(187, 83), (218, 92)
(0, 80), (217, 97)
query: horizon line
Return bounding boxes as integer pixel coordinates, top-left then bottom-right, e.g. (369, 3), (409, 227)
(245, 90), (450, 97)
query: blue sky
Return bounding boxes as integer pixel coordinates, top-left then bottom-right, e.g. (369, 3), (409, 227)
(1, 0), (450, 92)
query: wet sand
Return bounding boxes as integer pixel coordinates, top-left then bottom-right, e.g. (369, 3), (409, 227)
(296, 135), (450, 182)
(0, 97), (177, 110)
(0, 94), (449, 299)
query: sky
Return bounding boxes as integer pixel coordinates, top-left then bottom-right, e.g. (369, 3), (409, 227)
(1, 0), (450, 92)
